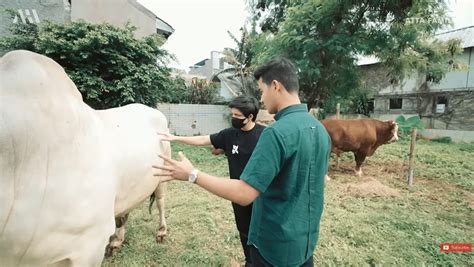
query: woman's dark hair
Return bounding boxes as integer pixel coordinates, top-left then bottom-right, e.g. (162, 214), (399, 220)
(228, 95), (260, 121)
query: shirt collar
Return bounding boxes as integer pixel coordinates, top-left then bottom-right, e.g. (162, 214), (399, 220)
(274, 104), (308, 121)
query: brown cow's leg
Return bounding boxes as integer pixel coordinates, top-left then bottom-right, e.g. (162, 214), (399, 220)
(333, 149), (341, 169)
(105, 214), (129, 257)
(354, 152), (366, 176)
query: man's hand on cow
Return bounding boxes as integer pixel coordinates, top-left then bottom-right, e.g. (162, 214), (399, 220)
(157, 132), (177, 142)
(153, 152), (194, 181)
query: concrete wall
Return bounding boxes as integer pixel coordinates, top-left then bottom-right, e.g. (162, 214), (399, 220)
(378, 72), (425, 95)
(468, 47), (474, 88)
(431, 49), (472, 90)
(0, 0), (69, 38)
(369, 49), (473, 94)
(157, 104), (275, 135)
(359, 63), (391, 94)
(71, 0), (156, 38)
(373, 96), (419, 115)
(365, 47), (474, 131)
(189, 51), (232, 80)
(157, 103), (230, 136)
(419, 129), (474, 143)
(157, 103), (474, 142)
(374, 90), (474, 131)
(189, 59), (214, 80)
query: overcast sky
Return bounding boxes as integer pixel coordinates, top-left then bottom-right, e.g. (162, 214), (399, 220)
(138, 0), (248, 71)
(138, 0), (473, 72)
(447, 0), (474, 29)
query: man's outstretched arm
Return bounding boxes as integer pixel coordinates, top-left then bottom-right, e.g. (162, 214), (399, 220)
(159, 132), (211, 146)
(153, 152), (259, 206)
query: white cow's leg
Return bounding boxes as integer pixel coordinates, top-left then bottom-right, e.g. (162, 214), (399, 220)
(105, 214), (129, 257)
(155, 182), (167, 243)
(155, 141), (170, 243)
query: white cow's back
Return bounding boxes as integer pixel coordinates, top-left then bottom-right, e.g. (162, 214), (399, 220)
(0, 50), (116, 266)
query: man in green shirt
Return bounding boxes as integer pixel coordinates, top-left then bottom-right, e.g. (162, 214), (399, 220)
(154, 58), (331, 266)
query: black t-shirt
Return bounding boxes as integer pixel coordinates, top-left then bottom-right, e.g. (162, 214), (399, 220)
(210, 124), (265, 179)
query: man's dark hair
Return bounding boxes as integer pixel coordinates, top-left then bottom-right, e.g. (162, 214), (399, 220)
(253, 57), (299, 93)
(228, 95), (260, 121)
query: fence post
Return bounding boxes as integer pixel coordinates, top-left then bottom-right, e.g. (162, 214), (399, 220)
(407, 128), (417, 186)
(336, 103), (340, 119)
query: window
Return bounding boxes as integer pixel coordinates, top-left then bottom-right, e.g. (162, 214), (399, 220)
(435, 96), (448, 113)
(368, 98), (374, 113)
(389, 98), (403, 109)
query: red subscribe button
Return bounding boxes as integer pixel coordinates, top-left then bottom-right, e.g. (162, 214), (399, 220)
(440, 243), (472, 252)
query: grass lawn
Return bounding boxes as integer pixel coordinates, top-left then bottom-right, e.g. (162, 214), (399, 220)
(103, 140), (473, 266)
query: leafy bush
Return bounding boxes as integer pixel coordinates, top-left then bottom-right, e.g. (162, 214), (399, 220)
(395, 115), (425, 138)
(1, 20), (177, 109)
(319, 87), (372, 116)
(186, 80), (221, 104)
(430, 137), (452, 143)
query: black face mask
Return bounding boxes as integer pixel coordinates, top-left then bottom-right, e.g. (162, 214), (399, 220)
(231, 117), (248, 129)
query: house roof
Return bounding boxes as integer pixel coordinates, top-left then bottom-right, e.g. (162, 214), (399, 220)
(355, 55), (379, 66)
(211, 67), (237, 82)
(191, 58), (209, 68)
(357, 25), (474, 66)
(156, 17), (174, 37)
(129, 0), (174, 37)
(435, 25), (474, 49)
(211, 68), (240, 97)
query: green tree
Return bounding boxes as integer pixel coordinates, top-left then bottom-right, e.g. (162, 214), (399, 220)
(248, 0), (462, 109)
(1, 20), (176, 109)
(222, 26), (261, 99)
(186, 79), (221, 104)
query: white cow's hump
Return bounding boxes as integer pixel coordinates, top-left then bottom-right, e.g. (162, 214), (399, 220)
(0, 50), (83, 102)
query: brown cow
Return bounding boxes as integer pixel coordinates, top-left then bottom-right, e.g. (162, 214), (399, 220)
(320, 119), (398, 176)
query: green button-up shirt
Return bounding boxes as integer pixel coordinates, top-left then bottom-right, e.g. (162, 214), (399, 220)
(241, 104), (331, 266)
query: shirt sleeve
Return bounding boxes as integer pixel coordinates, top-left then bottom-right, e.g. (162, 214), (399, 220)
(240, 127), (286, 193)
(209, 129), (227, 150)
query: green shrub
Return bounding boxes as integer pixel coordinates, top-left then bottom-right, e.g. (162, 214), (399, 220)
(0, 20), (179, 109)
(430, 136), (452, 143)
(395, 115), (425, 138)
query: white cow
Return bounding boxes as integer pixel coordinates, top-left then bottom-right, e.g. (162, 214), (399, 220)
(0, 50), (170, 266)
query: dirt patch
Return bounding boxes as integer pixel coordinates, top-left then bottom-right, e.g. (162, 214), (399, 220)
(468, 194), (474, 210)
(228, 258), (242, 267)
(345, 177), (400, 198)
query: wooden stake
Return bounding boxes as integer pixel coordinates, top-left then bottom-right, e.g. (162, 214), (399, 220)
(407, 128), (417, 186)
(336, 103), (340, 119)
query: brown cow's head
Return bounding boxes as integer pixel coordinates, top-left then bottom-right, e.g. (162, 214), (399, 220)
(386, 121), (399, 143)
